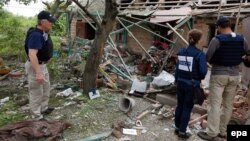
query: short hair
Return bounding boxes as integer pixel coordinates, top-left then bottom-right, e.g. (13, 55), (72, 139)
(216, 16), (231, 28)
(218, 20), (231, 28)
(188, 29), (202, 45)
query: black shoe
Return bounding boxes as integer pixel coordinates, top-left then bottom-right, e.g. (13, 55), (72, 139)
(42, 107), (54, 115)
(217, 133), (226, 139)
(174, 129), (179, 135)
(198, 131), (219, 141)
(39, 117), (48, 121)
(178, 132), (191, 139)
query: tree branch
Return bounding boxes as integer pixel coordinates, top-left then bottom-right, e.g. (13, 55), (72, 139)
(42, 1), (51, 10)
(85, 0), (90, 8)
(72, 0), (101, 29)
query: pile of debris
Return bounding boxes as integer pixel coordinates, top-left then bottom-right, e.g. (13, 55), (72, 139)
(0, 57), (23, 81)
(232, 91), (249, 120)
(62, 36), (177, 100)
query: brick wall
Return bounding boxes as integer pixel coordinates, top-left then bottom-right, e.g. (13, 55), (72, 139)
(126, 26), (154, 55)
(194, 19), (209, 48)
(70, 16), (245, 55)
(70, 18), (77, 39)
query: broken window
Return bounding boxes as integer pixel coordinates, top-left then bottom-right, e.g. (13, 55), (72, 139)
(85, 23), (96, 40)
(76, 20), (96, 40)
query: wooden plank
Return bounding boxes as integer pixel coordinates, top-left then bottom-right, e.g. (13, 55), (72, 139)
(136, 110), (151, 120)
(215, 0), (223, 35)
(98, 67), (117, 90)
(234, 0), (244, 32)
(188, 114), (208, 125)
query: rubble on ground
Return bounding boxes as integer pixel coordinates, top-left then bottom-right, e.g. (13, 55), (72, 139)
(1, 31), (250, 141)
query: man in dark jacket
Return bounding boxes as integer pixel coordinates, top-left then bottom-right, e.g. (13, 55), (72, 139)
(25, 11), (55, 120)
(198, 16), (249, 140)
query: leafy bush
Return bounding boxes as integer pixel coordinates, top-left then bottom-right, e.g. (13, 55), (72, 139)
(0, 10), (35, 60)
(52, 14), (67, 36)
(0, 9), (66, 61)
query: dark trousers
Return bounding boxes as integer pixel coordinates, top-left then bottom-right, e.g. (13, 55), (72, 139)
(175, 83), (195, 133)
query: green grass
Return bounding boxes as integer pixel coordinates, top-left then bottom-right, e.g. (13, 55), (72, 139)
(0, 9), (65, 63)
(0, 100), (26, 127)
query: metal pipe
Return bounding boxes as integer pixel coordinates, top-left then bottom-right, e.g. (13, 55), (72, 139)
(95, 11), (132, 77)
(119, 17), (174, 43)
(157, 30), (184, 74)
(168, 16), (192, 35)
(109, 63), (133, 81)
(117, 17), (157, 63)
(111, 17), (150, 35)
(166, 23), (188, 45)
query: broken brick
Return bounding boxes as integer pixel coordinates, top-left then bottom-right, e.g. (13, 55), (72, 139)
(201, 120), (207, 129)
(112, 129), (122, 138)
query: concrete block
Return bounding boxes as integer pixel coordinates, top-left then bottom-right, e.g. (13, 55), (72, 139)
(156, 94), (176, 106)
(156, 94), (207, 115)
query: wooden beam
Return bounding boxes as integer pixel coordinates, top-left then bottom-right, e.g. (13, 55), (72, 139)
(118, 0), (246, 6)
(119, 17), (174, 43)
(234, 0), (244, 32)
(166, 23), (188, 45)
(215, 0), (223, 36)
(188, 114), (208, 125)
(192, 4), (250, 16)
(95, 11), (132, 77)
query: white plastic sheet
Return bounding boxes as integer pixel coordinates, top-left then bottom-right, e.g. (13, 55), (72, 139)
(131, 79), (147, 93)
(56, 88), (74, 97)
(0, 97), (10, 106)
(152, 71), (175, 87)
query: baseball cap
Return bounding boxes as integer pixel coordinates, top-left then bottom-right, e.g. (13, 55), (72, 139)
(216, 16), (230, 26)
(38, 11), (56, 23)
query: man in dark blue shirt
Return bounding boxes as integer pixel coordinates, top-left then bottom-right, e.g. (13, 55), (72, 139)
(25, 11), (55, 120)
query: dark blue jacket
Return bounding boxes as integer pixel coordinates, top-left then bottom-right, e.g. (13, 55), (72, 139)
(175, 45), (208, 87)
(24, 27), (53, 62)
(210, 34), (245, 66)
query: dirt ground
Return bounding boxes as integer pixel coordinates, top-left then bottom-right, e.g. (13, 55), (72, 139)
(0, 60), (221, 141)
(0, 80), (208, 141)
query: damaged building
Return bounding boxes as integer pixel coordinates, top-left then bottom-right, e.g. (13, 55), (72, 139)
(69, 0), (250, 55)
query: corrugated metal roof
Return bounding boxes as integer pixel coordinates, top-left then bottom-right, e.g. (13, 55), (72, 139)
(150, 7), (191, 23)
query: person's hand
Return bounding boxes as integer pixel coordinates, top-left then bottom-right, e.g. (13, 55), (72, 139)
(36, 72), (44, 84)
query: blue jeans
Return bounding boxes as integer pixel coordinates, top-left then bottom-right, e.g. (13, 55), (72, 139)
(175, 83), (195, 133)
